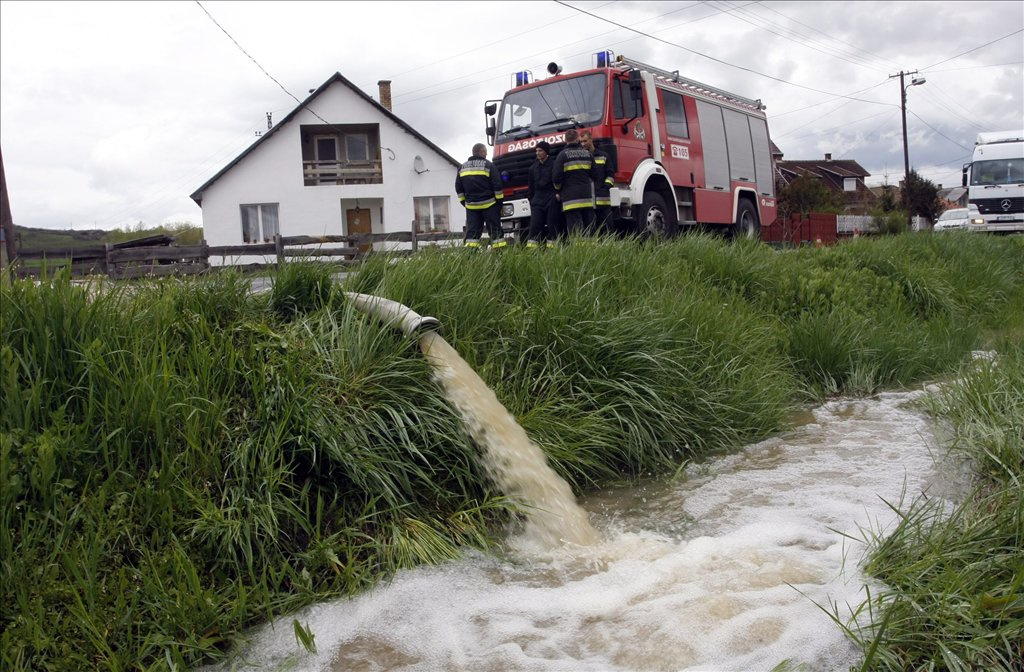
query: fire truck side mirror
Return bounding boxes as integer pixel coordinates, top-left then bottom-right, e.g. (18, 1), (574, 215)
(961, 163), (969, 188)
(628, 69), (643, 100)
(485, 103), (497, 116)
(486, 120), (496, 142)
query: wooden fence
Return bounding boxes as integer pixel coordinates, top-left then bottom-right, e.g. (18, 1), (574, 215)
(761, 213), (838, 247)
(11, 213), (850, 279)
(11, 226), (469, 279)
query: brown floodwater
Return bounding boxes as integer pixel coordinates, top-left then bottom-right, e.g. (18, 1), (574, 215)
(203, 352), (966, 672)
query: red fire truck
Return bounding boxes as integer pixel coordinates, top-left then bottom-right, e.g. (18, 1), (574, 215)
(485, 52), (777, 239)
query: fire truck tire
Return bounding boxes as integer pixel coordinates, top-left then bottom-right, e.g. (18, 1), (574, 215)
(639, 192), (677, 238)
(730, 199), (760, 240)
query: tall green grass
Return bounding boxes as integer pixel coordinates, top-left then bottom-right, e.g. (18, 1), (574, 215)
(2, 233), (1022, 669)
(840, 341), (1023, 671)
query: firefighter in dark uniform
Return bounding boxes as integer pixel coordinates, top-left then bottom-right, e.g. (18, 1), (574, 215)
(455, 143), (507, 249)
(525, 141), (560, 248)
(552, 128), (598, 241)
(581, 130), (616, 236)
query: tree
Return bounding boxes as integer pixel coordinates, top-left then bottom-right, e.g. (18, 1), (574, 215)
(776, 174), (842, 219)
(878, 184), (898, 212)
(904, 169), (942, 223)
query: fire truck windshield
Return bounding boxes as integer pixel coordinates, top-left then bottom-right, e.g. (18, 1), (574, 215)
(496, 73), (607, 140)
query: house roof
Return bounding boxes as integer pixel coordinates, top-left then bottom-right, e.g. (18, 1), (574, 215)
(190, 72), (460, 205)
(777, 159), (870, 178)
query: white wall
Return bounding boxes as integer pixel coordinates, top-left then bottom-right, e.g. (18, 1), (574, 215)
(197, 81), (465, 263)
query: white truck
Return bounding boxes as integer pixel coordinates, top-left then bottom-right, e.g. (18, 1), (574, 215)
(962, 130), (1024, 233)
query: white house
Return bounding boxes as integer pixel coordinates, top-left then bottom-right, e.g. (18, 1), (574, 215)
(190, 73), (465, 263)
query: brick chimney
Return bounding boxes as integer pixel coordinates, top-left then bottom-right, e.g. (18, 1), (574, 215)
(377, 80), (392, 111)
(824, 153), (832, 161)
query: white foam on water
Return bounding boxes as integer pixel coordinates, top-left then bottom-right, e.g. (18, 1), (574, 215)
(205, 389), (960, 672)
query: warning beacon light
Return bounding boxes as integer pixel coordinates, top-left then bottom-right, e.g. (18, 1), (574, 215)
(593, 50), (615, 68)
(513, 70), (533, 87)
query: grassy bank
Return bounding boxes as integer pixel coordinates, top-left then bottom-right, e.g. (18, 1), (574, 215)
(1, 232), (1021, 669)
(841, 339), (1023, 671)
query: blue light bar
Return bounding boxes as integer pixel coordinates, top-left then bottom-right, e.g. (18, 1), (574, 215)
(594, 50), (615, 68)
(514, 70), (533, 87)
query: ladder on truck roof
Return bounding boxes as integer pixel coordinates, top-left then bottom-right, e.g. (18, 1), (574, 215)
(616, 55), (766, 112)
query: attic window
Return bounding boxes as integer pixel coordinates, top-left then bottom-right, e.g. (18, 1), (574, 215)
(844, 177), (857, 192)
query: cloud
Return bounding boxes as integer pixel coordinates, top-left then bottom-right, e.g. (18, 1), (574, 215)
(2, 0), (1021, 229)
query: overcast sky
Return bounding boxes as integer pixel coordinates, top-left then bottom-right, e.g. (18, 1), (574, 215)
(2, 0), (1022, 231)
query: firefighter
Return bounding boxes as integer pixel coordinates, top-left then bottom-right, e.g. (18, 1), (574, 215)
(455, 143), (507, 249)
(552, 128), (598, 241)
(525, 141), (560, 248)
(580, 130), (616, 236)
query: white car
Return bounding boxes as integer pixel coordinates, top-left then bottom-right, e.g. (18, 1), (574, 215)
(934, 207), (970, 231)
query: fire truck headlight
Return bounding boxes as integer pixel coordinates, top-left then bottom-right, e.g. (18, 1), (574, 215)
(502, 203), (514, 218)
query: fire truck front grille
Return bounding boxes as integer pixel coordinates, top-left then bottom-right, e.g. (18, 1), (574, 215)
(975, 197), (1024, 214)
(494, 151), (536, 190)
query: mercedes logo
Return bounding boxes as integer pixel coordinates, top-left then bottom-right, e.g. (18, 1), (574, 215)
(1001, 199), (1012, 211)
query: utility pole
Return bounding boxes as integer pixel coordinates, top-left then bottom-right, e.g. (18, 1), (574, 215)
(0, 146), (16, 274)
(890, 70), (926, 231)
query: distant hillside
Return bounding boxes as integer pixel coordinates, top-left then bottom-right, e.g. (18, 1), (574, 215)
(13, 224), (203, 250)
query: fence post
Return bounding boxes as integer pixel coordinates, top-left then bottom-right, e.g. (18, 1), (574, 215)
(410, 219), (418, 253)
(104, 243), (113, 277)
(275, 233), (284, 267)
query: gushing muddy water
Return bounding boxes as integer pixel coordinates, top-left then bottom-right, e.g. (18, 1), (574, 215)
(208, 343), (962, 671)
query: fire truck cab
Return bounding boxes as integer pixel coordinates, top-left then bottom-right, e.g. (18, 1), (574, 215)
(486, 52), (777, 240)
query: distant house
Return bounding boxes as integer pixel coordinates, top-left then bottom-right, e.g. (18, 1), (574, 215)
(190, 74), (464, 263)
(776, 154), (876, 214)
(937, 185), (969, 208)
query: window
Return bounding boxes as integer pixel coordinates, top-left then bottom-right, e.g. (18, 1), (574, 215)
(495, 73), (608, 139)
(662, 91), (688, 138)
(613, 76), (642, 120)
(240, 203), (280, 243)
(315, 136), (338, 162)
(414, 196), (450, 233)
(345, 134), (369, 162)
(844, 177), (858, 192)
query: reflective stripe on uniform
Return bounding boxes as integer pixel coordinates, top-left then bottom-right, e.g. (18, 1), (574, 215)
(465, 199), (496, 210)
(459, 170), (491, 177)
(464, 240), (481, 248)
(563, 161), (592, 171)
(491, 238), (509, 248)
(596, 198), (612, 206)
(562, 198), (593, 211)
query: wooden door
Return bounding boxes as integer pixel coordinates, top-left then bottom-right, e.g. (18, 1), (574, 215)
(346, 208), (371, 253)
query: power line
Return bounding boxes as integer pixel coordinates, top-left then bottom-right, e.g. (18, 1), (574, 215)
(927, 60), (1023, 72)
(553, 0), (892, 107)
(385, 0), (621, 80)
(908, 110), (972, 152)
(771, 79), (893, 118)
(393, 1), (731, 103)
(708, 0), (886, 73)
(755, 2), (903, 72)
(194, 0), (302, 107)
(921, 28), (1024, 71)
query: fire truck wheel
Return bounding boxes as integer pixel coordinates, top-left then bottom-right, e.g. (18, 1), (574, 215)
(640, 192), (677, 238)
(731, 200), (760, 240)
